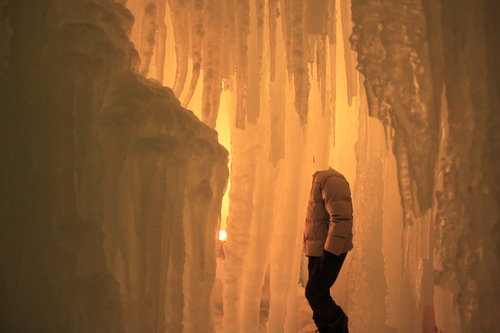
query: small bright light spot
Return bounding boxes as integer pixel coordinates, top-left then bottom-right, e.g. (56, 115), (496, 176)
(219, 230), (227, 242)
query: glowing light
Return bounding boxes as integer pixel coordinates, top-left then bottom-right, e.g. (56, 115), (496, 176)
(219, 230), (228, 242)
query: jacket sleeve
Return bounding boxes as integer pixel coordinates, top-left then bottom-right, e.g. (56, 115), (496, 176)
(322, 175), (353, 255)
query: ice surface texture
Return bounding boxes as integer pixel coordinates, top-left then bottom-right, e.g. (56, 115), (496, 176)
(351, 0), (499, 331)
(0, 0), (498, 332)
(0, 0), (227, 332)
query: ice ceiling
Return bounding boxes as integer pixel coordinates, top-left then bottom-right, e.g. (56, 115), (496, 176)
(0, 0), (497, 332)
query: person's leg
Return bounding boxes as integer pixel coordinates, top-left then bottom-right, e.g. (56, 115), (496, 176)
(305, 251), (347, 330)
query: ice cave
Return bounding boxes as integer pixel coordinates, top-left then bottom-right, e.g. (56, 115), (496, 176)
(0, 0), (498, 332)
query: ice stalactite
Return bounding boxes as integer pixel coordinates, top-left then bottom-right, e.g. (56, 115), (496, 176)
(122, 0), (184, 101)
(0, 1), (227, 332)
(138, 2), (157, 76)
(201, 0), (225, 128)
(279, 0), (292, 80)
(269, 68), (286, 164)
(167, 0), (189, 97)
(349, 88), (395, 332)
(255, 0), (268, 73)
(182, 0), (203, 107)
(255, 0), (265, 79)
(124, 0), (231, 128)
(274, 0), (313, 125)
(224, 0), (237, 76)
(268, 11), (286, 165)
(349, 0), (443, 330)
(126, 0), (168, 80)
(351, 0), (499, 332)
(222, 127), (258, 333)
(247, 0), (265, 124)
(234, 0), (250, 128)
(216, 6), (259, 333)
(305, 0), (329, 115)
(351, 0), (439, 223)
(124, 0), (336, 130)
(268, 0), (278, 81)
(327, 0), (337, 147)
(154, 0), (167, 81)
(182, 139), (229, 333)
(339, 0), (357, 106)
(289, 0), (309, 124)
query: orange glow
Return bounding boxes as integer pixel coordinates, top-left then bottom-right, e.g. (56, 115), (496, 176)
(216, 87), (232, 232)
(218, 230), (228, 242)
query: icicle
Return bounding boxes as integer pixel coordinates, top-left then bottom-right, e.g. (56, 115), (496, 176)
(269, 0), (285, 165)
(351, 0), (439, 221)
(255, 0), (264, 77)
(290, 0), (309, 124)
(394, 142), (419, 224)
(223, 0), (236, 77)
(182, 0), (203, 107)
(222, 128), (258, 332)
(246, 0), (263, 124)
(234, 0), (250, 129)
(201, 0), (225, 128)
(317, 38), (327, 115)
(269, 81), (285, 164)
(328, 0), (337, 147)
(168, 0), (189, 97)
(327, 0), (336, 44)
(340, 0), (357, 106)
(305, 0), (329, 115)
(155, 0), (167, 82)
(268, 0), (278, 81)
(305, 1), (329, 37)
(138, 2), (158, 77)
(279, 0), (292, 80)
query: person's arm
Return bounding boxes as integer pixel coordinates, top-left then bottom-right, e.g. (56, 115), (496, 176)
(322, 175), (353, 255)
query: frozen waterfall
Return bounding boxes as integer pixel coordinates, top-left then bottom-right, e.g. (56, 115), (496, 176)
(0, 0), (498, 332)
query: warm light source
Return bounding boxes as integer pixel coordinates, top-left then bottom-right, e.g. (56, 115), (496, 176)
(219, 230), (228, 242)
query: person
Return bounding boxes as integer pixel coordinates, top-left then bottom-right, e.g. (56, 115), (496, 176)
(303, 168), (353, 333)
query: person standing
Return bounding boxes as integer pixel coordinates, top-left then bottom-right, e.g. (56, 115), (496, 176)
(303, 168), (353, 333)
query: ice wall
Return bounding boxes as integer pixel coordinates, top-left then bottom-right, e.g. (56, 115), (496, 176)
(351, 0), (499, 331)
(351, 0), (439, 223)
(122, 0), (498, 332)
(1, 0), (497, 332)
(0, 0), (227, 332)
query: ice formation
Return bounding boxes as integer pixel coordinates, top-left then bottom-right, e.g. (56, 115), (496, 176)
(351, 1), (499, 331)
(0, 0), (227, 332)
(0, 0), (498, 332)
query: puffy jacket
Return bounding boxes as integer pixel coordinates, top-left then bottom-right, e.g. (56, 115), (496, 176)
(303, 168), (353, 257)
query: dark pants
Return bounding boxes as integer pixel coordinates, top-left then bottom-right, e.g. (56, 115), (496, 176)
(305, 251), (347, 329)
